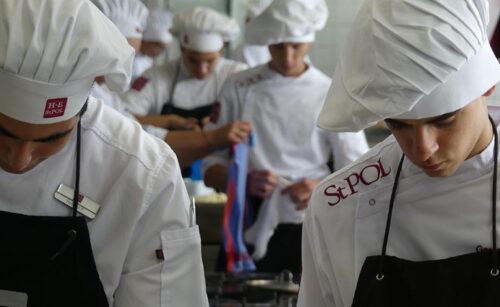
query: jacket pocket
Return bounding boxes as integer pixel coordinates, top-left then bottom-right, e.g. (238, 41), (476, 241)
(160, 225), (209, 307)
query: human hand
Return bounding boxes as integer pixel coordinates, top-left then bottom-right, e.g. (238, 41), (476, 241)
(247, 170), (279, 199)
(166, 115), (199, 130)
(281, 179), (320, 210)
(205, 120), (252, 148)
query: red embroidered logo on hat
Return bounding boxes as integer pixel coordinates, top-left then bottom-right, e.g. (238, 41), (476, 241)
(131, 76), (149, 91)
(136, 27), (143, 34)
(44, 98), (68, 118)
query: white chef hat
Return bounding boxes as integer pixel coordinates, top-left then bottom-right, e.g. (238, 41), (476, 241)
(170, 7), (240, 53)
(245, 0), (328, 45)
(247, 0), (274, 20)
(0, 0), (134, 124)
(91, 0), (149, 39)
(143, 10), (173, 43)
(318, 0), (500, 132)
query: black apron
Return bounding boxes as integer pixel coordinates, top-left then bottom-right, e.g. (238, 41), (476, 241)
(160, 61), (218, 124)
(161, 61), (218, 177)
(352, 116), (500, 307)
(0, 119), (109, 307)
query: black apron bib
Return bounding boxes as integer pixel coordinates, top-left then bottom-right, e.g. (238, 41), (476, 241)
(160, 61), (218, 124)
(161, 61), (218, 177)
(352, 117), (500, 307)
(0, 119), (108, 307)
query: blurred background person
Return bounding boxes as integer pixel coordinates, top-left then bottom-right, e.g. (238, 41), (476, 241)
(121, 7), (252, 173)
(203, 0), (369, 274)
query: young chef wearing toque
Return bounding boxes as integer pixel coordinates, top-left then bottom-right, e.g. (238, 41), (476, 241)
(203, 0), (368, 274)
(133, 9), (174, 80)
(121, 6), (253, 169)
(90, 0), (149, 111)
(298, 0), (500, 306)
(0, 0), (208, 306)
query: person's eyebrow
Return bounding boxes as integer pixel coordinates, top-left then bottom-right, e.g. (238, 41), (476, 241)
(0, 124), (74, 143)
(384, 118), (408, 127)
(385, 109), (461, 126)
(427, 110), (460, 123)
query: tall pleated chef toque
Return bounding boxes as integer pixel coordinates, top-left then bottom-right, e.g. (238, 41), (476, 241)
(246, 0), (274, 20)
(91, 0), (149, 39)
(0, 0), (135, 124)
(318, 0), (500, 132)
(170, 7), (240, 53)
(245, 0), (329, 45)
(143, 9), (174, 44)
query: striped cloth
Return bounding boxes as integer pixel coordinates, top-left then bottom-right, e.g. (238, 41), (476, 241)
(222, 136), (256, 272)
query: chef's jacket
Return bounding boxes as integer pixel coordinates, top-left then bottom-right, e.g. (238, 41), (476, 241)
(0, 98), (208, 307)
(132, 53), (154, 81)
(202, 63), (368, 215)
(92, 83), (169, 140)
(121, 57), (248, 116)
(298, 124), (500, 307)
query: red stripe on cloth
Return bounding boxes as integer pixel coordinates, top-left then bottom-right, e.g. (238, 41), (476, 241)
(223, 179), (236, 272)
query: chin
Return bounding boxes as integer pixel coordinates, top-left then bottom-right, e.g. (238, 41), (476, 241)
(0, 161), (44, 174)
(422, 165), (458, 178)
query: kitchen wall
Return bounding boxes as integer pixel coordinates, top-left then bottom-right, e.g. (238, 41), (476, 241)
(141, 0), (500, 106)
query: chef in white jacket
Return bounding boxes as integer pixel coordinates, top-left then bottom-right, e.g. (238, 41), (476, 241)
(121, 7), (252, 171)
(133, 9), (174, 80)
(298, 0), (500, 306)
(90, 0), (148, 112)
(203, 0), (368, 274)
(0, 1), (208, 306)
(122, 6), (249, 128)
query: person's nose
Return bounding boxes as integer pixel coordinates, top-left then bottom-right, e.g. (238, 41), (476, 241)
(196, 62), (210, 79)
(283, 47), (294, 67)
(411, 127), (438, 162)
(7, 141), (34, 172)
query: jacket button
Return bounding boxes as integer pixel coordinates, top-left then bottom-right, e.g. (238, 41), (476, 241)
(369, 199), (376, 206)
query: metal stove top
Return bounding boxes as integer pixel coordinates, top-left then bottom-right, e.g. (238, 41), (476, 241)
(206, 272), (299, 307)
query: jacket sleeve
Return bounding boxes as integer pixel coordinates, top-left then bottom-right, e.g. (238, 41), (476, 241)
(201, 77), (242, 175)
(328, 130), (369, 171)
(114, 150), (208, 307)
(297, 194), (336, 307)
(120, 67), (169, 116)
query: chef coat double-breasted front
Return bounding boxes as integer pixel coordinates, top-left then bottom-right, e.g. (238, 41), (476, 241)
(203, 63), (368, 220)
(0, 98), (208, 307)
(121, 57), (248, 116)
(298, 123), (500, 307)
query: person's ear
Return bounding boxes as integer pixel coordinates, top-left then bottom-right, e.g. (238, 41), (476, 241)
(483, 86), (496, 97)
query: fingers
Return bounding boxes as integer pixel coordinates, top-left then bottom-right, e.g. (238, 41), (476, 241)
(282, 179), (320, 209)
(247, 170), (279, 198)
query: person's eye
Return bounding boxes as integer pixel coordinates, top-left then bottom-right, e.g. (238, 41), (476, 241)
(434, 115), (456, 127)
(385, 121), (408, 130)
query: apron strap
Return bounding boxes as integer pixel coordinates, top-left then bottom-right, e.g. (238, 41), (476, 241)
(72, 118), (82, 218)
(490, 116), (499, 276)
(376, 154), (404, 280)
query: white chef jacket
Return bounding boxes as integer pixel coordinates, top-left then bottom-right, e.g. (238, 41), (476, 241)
(121, 57), (248, 116)
(0, 98), (208, 307)
(202, 63), (368, 223)
(91, 83), (169, 140)
(132, 53), (154, 82)
(231, 43), (271, 67)
(298, 124), (500, 307)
